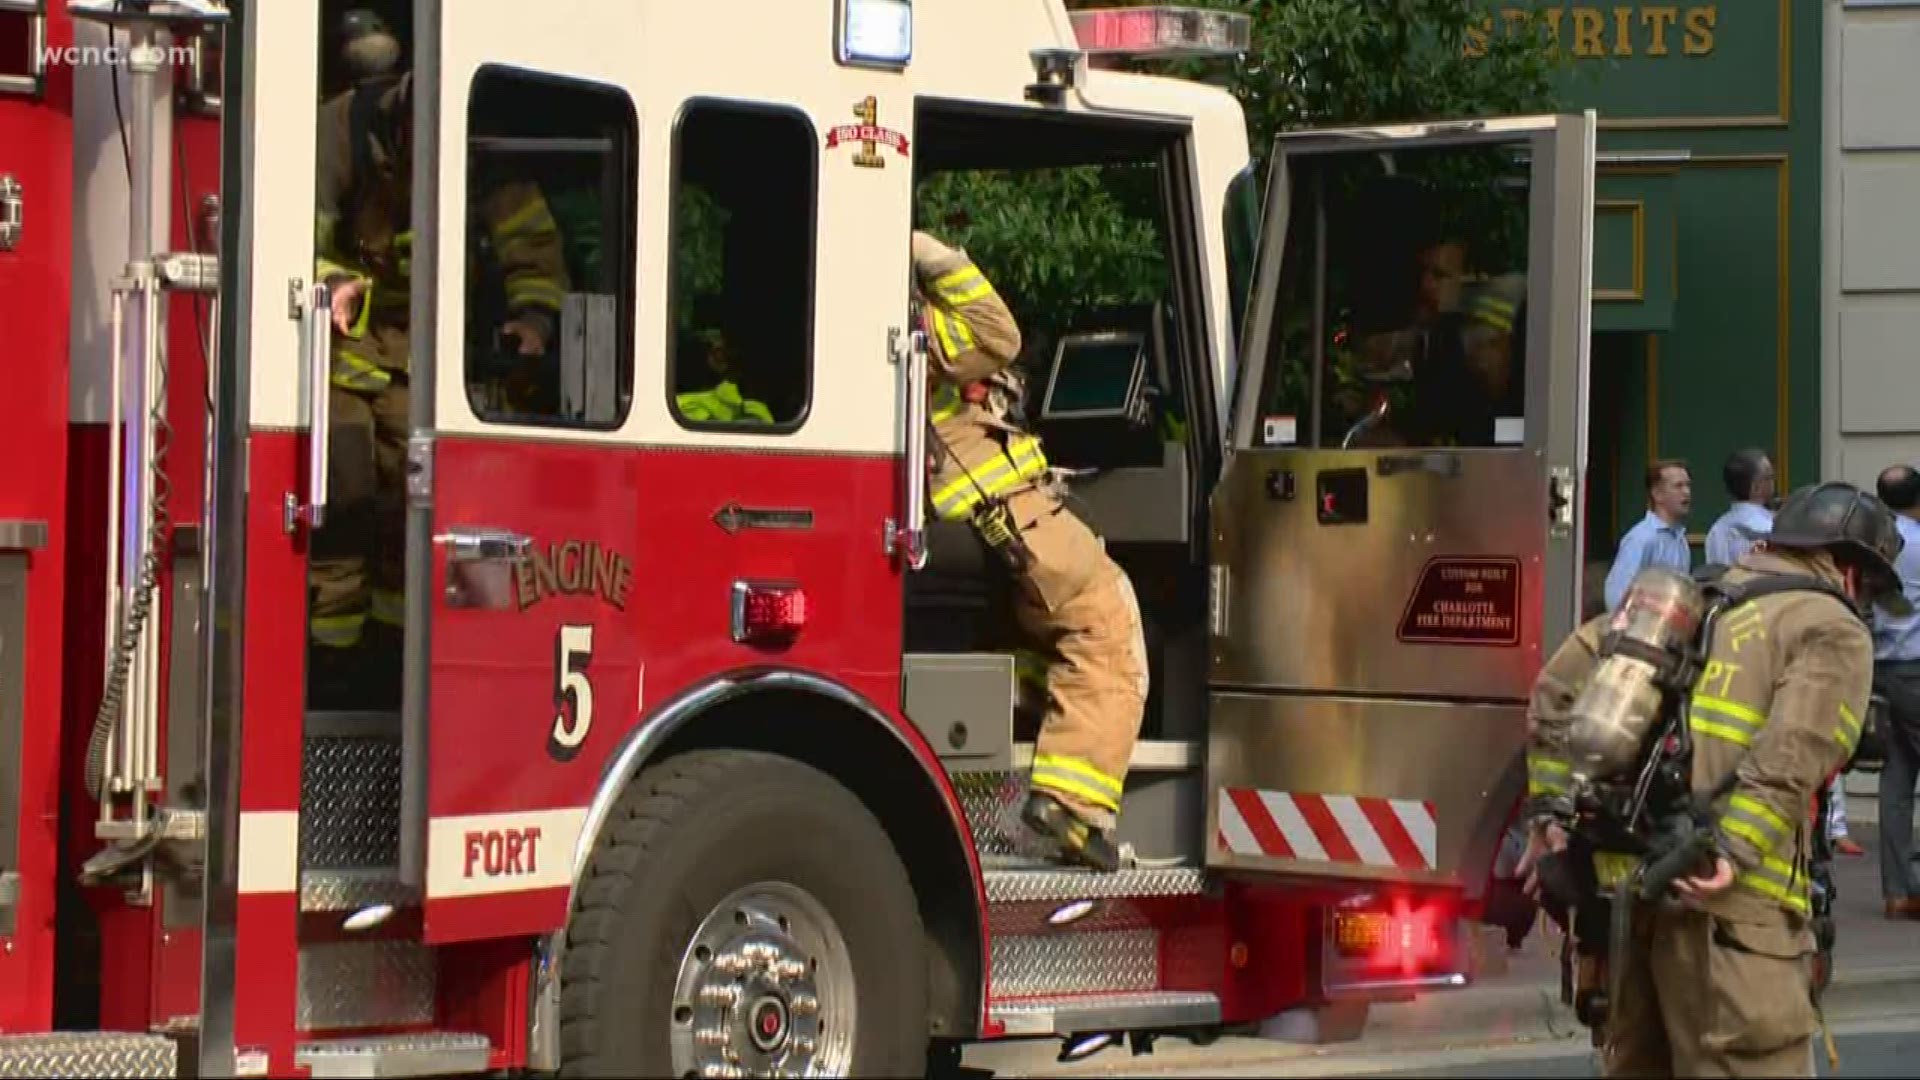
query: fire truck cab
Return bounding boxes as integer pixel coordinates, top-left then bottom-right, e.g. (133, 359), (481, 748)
(0, 0), (1596, 1075)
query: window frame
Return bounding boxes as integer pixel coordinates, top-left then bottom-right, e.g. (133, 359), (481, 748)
(461, 62), (640, 433)
(663, 94), (820, 436)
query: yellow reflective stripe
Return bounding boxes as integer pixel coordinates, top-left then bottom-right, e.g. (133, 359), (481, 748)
(930, 384), (965, 422)
(331, 351), (391, 391)
(1694, 695), (1765, 726)
(1528, 755), (1571, 797)
(1728, 794), (1791, 843)
(1721, 817), (1775, 854)
(1837, 702), (1863, 752)
(930, 436), (1049, 520)
(1031, 754), (1123, 812)
(370, 589), (405, 628)
(505, 278), (567, 311)
(1737, 855), (1810, 915)
(933, 265), (996, 306)
(929, 307), (964, 360)
(491, 196), (559, 241)
(1689, 695), (1766, 747)
(311, 612), (366, 648)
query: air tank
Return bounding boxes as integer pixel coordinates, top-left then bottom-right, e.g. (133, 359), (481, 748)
(1567, 568), (1708, 784)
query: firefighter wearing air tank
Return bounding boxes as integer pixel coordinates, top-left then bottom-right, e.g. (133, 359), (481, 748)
(309, 10), (570, 705)
(910, 230), (1149, 871)
(1518, 481), (1907, 1076)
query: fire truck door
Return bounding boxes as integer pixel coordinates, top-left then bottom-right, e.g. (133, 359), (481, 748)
(1207, 115), (1596, 887)
(0, 0), (68, 1031)
(407, 5), (642, 942)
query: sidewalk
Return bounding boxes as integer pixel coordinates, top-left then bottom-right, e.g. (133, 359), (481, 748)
(964, 816), (1920, 1078)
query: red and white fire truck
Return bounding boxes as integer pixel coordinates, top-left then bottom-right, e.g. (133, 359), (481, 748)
(0, 0), (1597, 1075)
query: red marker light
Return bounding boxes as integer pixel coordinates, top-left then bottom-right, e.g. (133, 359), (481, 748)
(732, 581), (807, 645)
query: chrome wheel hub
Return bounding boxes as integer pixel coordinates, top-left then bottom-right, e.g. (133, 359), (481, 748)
(671, 882), (855, 1078)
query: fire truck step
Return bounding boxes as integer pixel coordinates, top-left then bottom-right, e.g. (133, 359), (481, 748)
(982, 865), (1206, 903)
(0, 1031), (178, 1079)
(292, 1032), (490, 1078)
(299, 867), (418, 914)
(989, 990), (1220, 1037)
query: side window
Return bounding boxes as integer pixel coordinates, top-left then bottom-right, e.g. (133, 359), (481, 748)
(668, 100), (816, 431)
(464, 65), (636, 429)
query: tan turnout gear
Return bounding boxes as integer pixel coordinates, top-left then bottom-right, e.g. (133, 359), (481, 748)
(310, 71), (569, 656)
(1526, 549), (1874, 1077)
(911, 231), (1148, 848)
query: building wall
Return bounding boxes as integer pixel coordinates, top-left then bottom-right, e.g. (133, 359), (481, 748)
(1474, 1), (1824, 595)
(1823, 0), (1920, 486)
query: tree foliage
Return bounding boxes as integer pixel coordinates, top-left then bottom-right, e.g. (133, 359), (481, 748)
(913, 0), (1566, 350)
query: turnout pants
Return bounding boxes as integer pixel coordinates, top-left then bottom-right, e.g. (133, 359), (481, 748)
(310, 378), (410, 650)
(930, 415), (1149, 830)
(1604, 903), (1819, 1078)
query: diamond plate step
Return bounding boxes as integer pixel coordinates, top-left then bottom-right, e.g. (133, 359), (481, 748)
(300, 868), (419, 914)
(0, 1032), (178, 1079)
(983, 865), (1206, 904)
(990, 990), (1220, 1036)
(294, 1032), (490, 1078)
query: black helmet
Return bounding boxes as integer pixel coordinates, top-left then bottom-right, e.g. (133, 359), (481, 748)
(1768, 481), (1910, 615)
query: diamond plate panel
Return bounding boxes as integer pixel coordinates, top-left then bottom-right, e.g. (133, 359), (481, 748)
(301, 735), (402, 870)
(296, 1033), (490, 1078)
(298, 940), (437, 1031)
(985, 866), (1206, 904)
(0, 1032), (177, 1078)
(989, 990), (1220, 1036)
(299, 869), (419, 914)
(954, 770), (1043, 860)
(990, 928), (1158, 998)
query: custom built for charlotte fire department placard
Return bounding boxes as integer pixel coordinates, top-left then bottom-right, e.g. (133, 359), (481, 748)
(1395, 556), (1523, 647)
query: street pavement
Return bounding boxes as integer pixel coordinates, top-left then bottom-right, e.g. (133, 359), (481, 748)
(959, 808), (1920, 1078)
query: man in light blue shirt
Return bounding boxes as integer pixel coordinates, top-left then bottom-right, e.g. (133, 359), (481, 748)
(1704, 448), (1775, 568)
(1872, 464), (1920, 918)
(1603, 459), (1693, 611)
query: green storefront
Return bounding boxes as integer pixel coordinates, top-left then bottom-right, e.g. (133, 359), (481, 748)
(1472, 1), (1821, 593)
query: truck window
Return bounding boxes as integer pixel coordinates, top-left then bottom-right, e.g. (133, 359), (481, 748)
(463, 65), (637, 430)
(667, 100), (817, 432)
(1255, 143), (1533, 451)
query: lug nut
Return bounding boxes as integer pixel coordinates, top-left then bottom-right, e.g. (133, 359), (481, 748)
(773, 959), (806, 981)
(695, 1027), (729, 1048)
(791, 1035), (816, 1056)
(714, 952), (752, 976)
(788, 992), (818, 1017)
(699, 984), (740, 1007)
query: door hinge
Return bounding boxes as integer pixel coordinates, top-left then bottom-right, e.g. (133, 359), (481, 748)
(0, 174), (21, 253)
(407, 434), (434, 510)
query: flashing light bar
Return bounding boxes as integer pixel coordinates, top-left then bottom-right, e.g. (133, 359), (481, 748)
(1069, 6), (1251, 58)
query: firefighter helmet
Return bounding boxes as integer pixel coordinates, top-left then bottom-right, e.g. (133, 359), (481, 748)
(1767, 481), (1910, 614)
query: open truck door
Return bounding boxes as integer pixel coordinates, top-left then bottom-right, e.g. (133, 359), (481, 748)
(1206, 114), (1595, 964)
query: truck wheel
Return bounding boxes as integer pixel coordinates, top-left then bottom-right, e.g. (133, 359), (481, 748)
(560, 749), (929, 1078)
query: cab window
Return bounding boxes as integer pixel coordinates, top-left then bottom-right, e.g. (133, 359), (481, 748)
(667, 100), (817, 432)
(1254, 142), (1533, 451)
(463, 65), (637, 430)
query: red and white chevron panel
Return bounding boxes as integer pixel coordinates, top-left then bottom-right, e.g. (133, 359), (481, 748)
(1217, 788), (1437, 872)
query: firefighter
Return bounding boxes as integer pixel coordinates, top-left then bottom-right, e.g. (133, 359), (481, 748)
(910, 230), (1149, 871)
(1519, 481), (1906, 1077)
(310, 10), (570, 706)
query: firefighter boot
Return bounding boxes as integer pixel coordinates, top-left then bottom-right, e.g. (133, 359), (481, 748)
(1020, 791), (1121, 872)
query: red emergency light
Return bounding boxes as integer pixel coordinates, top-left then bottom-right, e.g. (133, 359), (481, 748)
(1069, 6), (1251, 58)
(731, 580), (807, 646)
(1332, 897), (1451, 978)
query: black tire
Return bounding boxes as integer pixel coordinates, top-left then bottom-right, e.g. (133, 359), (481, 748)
(559, 749), (929, 1078)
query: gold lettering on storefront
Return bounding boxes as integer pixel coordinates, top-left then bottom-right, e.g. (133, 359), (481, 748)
(1464, 3), (1716, 59)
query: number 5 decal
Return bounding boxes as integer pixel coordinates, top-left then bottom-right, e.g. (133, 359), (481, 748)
(550, 623), (594, 762)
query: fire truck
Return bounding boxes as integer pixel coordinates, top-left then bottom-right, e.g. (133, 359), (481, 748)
(0, 0), (1598, 1075)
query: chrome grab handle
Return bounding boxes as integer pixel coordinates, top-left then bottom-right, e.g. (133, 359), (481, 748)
(895, 328), (929, 570)
(297, 280), (332, 529)
(435, 527), (533, 564)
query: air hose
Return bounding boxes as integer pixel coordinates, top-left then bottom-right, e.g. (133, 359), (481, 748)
(85, 344), (173, 802)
